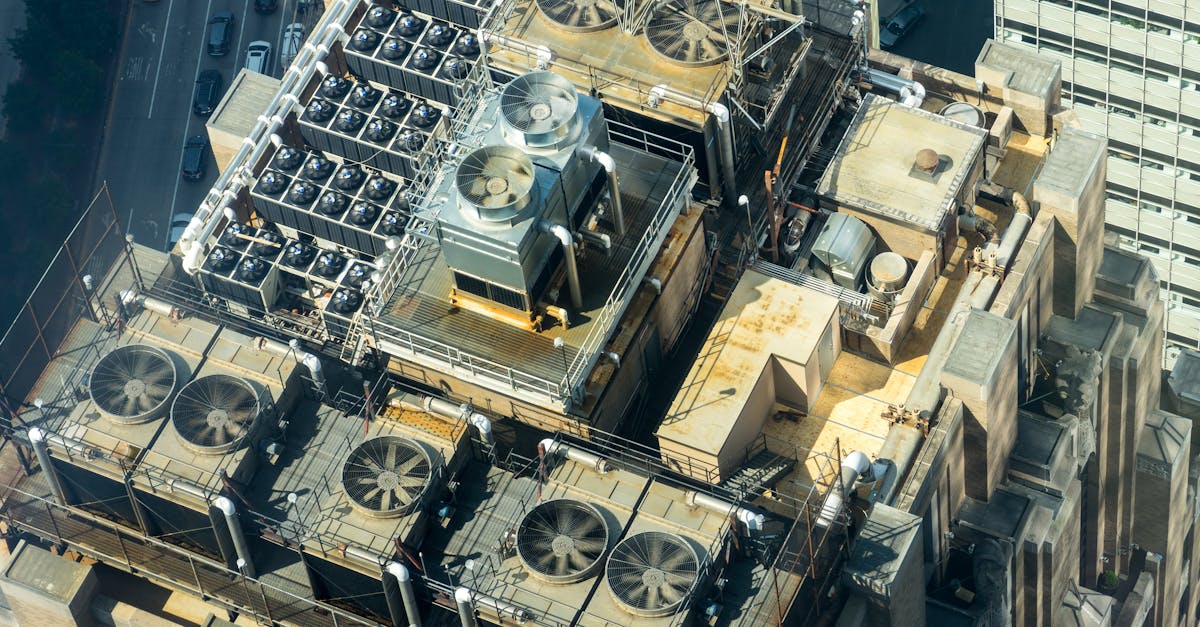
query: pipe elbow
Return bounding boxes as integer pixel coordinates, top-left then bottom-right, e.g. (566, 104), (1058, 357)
(1011, 191), (1030, 215)
(648, 84), (669, 107)
(386, 561), (410, 581)
(587, 147), (615, 173)
(182, 243), (205, 275)
(544, 222), (573, 247)
(844, 450), (872, 477)
(470, 413), (494, 444)
(706, 101), (730, 124)
(213, 496), (236, 515)
(29, 427), (46, 444)
(455, 587), (474, 604)
(301, 353), (323, 379)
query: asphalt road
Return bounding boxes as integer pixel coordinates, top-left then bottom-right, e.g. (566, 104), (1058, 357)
(885, 0), (994, 76)
(97, 0), (312, 252)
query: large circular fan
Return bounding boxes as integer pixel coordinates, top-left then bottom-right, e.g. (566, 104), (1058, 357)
(644, 0), (739, 67)
(536, 0), (624, 32)
(517, 499), (609, 584)
(170, 374), (260, 455)
(606, 531), (700, 617)
(499, 71), (579, 150)
(455, 145), (536, 224)
(89, 345), (177, 425)
(341, 436), (433, 518)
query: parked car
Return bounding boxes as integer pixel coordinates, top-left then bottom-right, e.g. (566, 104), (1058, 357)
(192, 70), (223, 116)
(181, 136), (208, 181)
(280, 23), (304, 70)
(168, 213), (194, 249)
(254, 0), (278, 14)
(207, 11), (235, 56)
(879, 3), (925, 49)
(245, 40), (272, 75)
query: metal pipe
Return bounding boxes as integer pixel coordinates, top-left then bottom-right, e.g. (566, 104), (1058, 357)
(214, 496), (255, 577)
(874, 426), (923, 503)
(970, 275), (1001, 310)
(816, 450), (872, 527)
(139, 295), (182, 319)
(464, 588), (532, 622)
(166, 478), (209, 501)
(542, 223), (582, 309)
(579, 146), (624, 236)
(252, 337), (326, 391)
(28, 428), (67, 506)
(386, 562), (423, 627)
(899, 81), (926, 108)
(643, 276), (662, 294)
(454, 588), (478, 627)
(423, 396), (495, 446)
(995, 192), (1032, 268)
(648, 85), (737, 203)
(577, 229), (612, 250)
(684, 491), (764, 533)
(540, 438), (608, 473)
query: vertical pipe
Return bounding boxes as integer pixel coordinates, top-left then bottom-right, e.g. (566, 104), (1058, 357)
(708, 103), (739, 205)
(214, 496), (256, 578)
(455, 587), (478, 627)
(28, 428), (67, 506)
(543, 223), (583, 309)
(386, 562), (423, 627)
(579, 147), (625, 236)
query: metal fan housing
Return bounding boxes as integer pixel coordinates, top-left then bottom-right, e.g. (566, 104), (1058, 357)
(89, 345), (178, 425)
(535, 0), (624, 32)
(170, 374), (260, 455)
(606, 531), (700, 617)
(499, 71), (580, 152)
(454, 145), (538, 226)
(517, 499), (609, 584)
(644, 0), (739, 67)
(341, 436), (434, 518)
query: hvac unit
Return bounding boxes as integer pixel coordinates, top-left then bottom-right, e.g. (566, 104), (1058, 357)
(535, 0), (623, 32)
(342, 200), (388, 255)
(170, 374), (261, 455)
(606, 531), (702, 617)
(345, 83), (383, 116)
(300, 99), (340, 154)
(323, 287), (364, 341)
(313, 190), (352, 242)
(343, 9), (474, 108)
(378, 92), (414, 124)
(251, 170), (292, 223)
(341, 261), (373, 289)
(341, 436), (437, 518)
(302, 154), (337, 183)
(279, 240), (318, 295)
(272, 145), (305, 172)
(361, 172), (398, 206)
(88, 344), (179, 425)
(516, 499), (610, 584)
(198, 246), (241, 301)
(310, 250), (348, 286)
(644, 0), (739, 67)
(247, 227), (285, 261)
(229, 254), (280, 311)
(218, 222), (252, 252)
(333, 164), (367, 197)
(377, 208), (409, 240)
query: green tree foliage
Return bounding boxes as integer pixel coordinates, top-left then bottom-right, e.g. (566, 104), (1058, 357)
(51, 52), (105, 118)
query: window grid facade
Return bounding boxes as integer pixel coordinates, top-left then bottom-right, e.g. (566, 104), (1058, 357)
(994, 0), (1200, 366)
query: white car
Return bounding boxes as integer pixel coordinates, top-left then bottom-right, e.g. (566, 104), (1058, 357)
(245, 40), (272, 75)
(280, 23), (304, 71)
(168, 213), (194, 250)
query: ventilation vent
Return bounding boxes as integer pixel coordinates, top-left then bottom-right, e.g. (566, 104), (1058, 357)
(88, 345), (178, 425)
(313, 251), (346, 278)
(423, 23), (456, 48)
(236, 256), (269, 283)
(645, 0), (738, 67)
(303, 157), (335, 181)
(366, 6), (396, 28)
(410, 102), (441, 128)
(305, 99), (336, 123)
(320, 76), (351, 99)
(343, 263), (371, 288)
(455, 145), (536, 224)
(350, 84), (381, 109)
(380, 211), (407, 235)
(380, 38), (411, 61)
(282, 241), (316, 269)
(349, 201), (380, 226)
(396, 14), (426, 38)
(330, 288), (363, 315)
(365, 118), (398, 142)
(287, 181), (319, 206)
(341, 436), (433, 518)
(517, 499), (609, 585)
(257, 171), (290, 195)
(453, 33), (480, 58)
(335, 165), (366, 191)
(606, 532), (700, 617)
(335, 110), (366, 133)
(364, 175), (396, 201)
(536, 0), (623, 32)
(396, 129), (426, 153)
(318, 191), (350, 217)
(205, 247), (239, 273)
(249, 229), (285, 258)
(410, 47), (441, 71)
(273, 146), (304, 171)
(220, 223), (251, 250)
(380, 93), (412, 120)
(500, 71), (579, 151)
(170, 375), (260, 455)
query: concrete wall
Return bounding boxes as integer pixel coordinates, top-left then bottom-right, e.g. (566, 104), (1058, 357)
(1133, 411), (1191, 627)
(0, 541), (99, 627)
(841, 504), (926, 626)
(990, 211), (1056, 401)
(648, 206), (708, 355)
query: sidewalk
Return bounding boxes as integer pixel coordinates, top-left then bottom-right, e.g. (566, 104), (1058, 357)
(0, 1), (25, 141)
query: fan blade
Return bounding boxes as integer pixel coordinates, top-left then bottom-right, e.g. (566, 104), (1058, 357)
(381, 488), (393, 511)
(572, 536), (607, 554)
(568, 549), (594, 571)
(385, 442), (397, 470)
(395, 451), (424, 475)
(354, 476), (379, 486)
(122, 395), (138, 416)
(645, 583), (661, 609)
(554, 553), (569, 575)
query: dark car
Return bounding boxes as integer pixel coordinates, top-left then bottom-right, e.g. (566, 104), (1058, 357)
(207, 11), (235, 57)
(192, 70), (223, 116)
(254, 0), (277, 14)
(181, 136), (208, 181)
(879, 3), (925, 49)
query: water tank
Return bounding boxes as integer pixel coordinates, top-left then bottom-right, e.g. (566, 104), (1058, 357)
(867, 252), (909, 302)
(940, 101), (985, 128)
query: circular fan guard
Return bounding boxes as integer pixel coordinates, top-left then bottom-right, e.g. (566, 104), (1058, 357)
(535, 0), (624, 32)
(171, 375), (260, 455)
(606, 531), (700, 617)
(455, 145), (536, 224)
(644, 0), (739, 67)
(89, 345), (177, 425)
(342, 436), (433, 518)
(500, 72), (579, 150)
(517, 500), (609, 584)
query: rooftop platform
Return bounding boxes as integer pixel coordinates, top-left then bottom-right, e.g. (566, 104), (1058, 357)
(373, 140), (692, 411)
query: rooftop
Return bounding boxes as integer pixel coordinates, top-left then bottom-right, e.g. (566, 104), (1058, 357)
(975, 39), (1061, 98)
(1033, 127), (1106, 199)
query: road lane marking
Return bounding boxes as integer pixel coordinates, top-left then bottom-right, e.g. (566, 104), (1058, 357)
(166, 0), (216, 250)
(146, 0), (175, 118)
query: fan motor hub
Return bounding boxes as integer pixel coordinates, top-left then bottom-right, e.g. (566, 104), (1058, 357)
(206, 409), (232, 429)
(642, 568), (667, 588)
(528, 102), (553, 121)
(683, 21), (711, 40)
(123, 379), (147, 398)
(551, 534), (578, 556)
(485, 177), (510, 195)
(377, 470), (401, 491)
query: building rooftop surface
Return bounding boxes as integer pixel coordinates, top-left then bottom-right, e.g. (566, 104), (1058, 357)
(975, 38), (1060, 97)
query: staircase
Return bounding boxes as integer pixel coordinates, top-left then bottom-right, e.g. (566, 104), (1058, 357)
(720, 446), (796, 501)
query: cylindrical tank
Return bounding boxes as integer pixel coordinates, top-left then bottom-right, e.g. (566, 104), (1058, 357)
(940, 101), (985, 128)
(867, 252), (909, 302)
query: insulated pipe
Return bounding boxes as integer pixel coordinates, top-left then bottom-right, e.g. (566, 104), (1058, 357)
(454, 588), (478, 627)
(28, 428), (67, 506)
(970, 275), (1001, 310)
(139, 295), (182, 319)
(542, 223), (582, 309)
(423, 396), (495, 446)
(540, 438), (608, 473)
(874, 426), (923, 504)
(165, 478), (209, 501)
(576, 229), (612, 250)
(816, 450), (872, 527)
(578, 146), (625, 236)
(385, 562), (423, 627)
(648, 85), (737, 203)
(252, 337), (326, 391)
(899, 81), (926, 108)
(995, 192), (1033, 269)
(684, 491), (764, 533)
(214, 496), (256, 578)
(182, 0), (358, 272)
(468, 590), (531, 622)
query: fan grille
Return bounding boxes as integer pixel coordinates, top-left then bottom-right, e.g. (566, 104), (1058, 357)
(455, 145), (536, 224)
(499, 72), (579, 150)
(89, 345), (177, 425)
(645, 0), (739, 67)
(606, 531), (700, 617)
(170, 375), (260, 455)
(535, 0), (623, 32)
(517, 499), (609, 584)
(342, 436), (433, 518)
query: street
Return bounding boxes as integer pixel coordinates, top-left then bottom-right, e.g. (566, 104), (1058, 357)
(97, 0), (315, 252)
(886, 0), (993, 76)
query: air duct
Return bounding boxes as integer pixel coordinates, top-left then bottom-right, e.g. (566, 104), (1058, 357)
(816, 450), (872, 527)
(994, 192), (1032, 269)
(28, 428), (67, 506)
(648, 85), (737, 203)
(251, 337), (326, 393)
(385, 562), (423, 627)
(541, 222), (583, 309)
(578, 145), (625, 236)
(684, 491), (764, 533)
(214, 496), (256, 577)
(864, 69), (925, 109)
(539, 438), (608, 473)
(455, 588), (478, 627)
(420, 396), (495, 446)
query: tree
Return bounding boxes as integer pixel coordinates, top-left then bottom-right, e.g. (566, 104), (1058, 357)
(50, 51), (105, 118)
(1, 79), (44, 132)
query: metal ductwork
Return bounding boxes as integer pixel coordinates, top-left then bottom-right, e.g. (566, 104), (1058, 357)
(421, 396), (495, 445)
(28, 428), (67, 506)
(816, 450), (872, 527)
(542, 222), (583, 309)
(648, 84), (737, 204)
(251, 337), (326, 393)
(214, 496), (256, 577)
(385, 562), (423, 627)
(578, 145), (625, 236)
(863, 69), (926, 109)
(539, 438), (608, 473)
(455, 588), (478, 627)
(684, 490), (764, 533)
